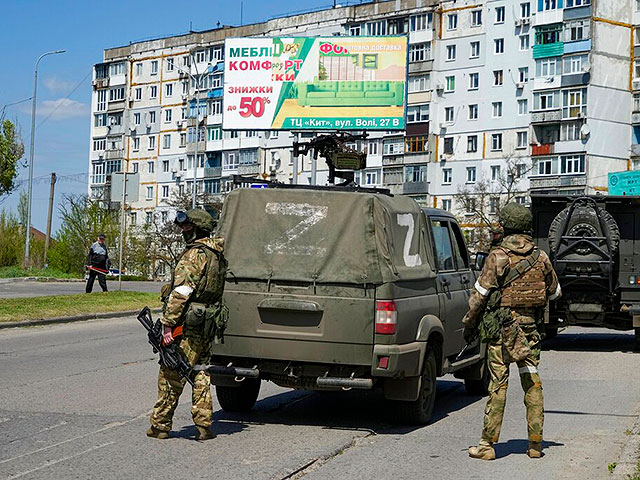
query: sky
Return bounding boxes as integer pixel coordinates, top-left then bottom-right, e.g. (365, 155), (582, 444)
(0, 0), (339, 234)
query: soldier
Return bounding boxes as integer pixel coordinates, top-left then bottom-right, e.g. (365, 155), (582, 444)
(463, 203), (561, 460)
(146, 209), (227, 441)
(489, 225), (504, 250)
(86, 234), (110, 293)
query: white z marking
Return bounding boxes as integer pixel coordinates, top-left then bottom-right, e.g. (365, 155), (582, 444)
(397, 213), (423, 267)
(264, 202), (328, 256)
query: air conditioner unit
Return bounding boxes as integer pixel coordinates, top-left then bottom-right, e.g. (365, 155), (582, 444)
(171, 166), (178, 173)
(176, 120), (183, 127)
(515, 19), (523, 26)
(516, 82), (524, 89)
(521, 17), (531, 25)
(576, 112), (585, 119)
(436, 83), (445, 91)
(129, 125), (136, 132)
(182, 94), (189, 101)
(438, 122), (447, 130)
(633, 80), (640, 91)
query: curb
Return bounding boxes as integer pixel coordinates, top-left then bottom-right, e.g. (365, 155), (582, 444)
(611, 412), (640, 479)
(0, 277), (84, 284)
(0, 308), (163, 330)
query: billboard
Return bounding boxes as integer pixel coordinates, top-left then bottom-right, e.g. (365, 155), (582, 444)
(223, 36), (408, 131)
(608, 170), (640, 195)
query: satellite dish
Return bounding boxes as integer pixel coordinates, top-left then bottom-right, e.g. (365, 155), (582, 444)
(580, 124), (591, 139)
(582, 60), (591, 72)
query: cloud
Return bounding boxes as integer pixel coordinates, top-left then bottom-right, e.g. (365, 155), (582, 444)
(43, 76), (76, 94)
(37, 98), (89, 119)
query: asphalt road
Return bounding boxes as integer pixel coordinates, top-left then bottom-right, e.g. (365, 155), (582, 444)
(0, 318), (638, 480)
(0, 280), (161, 298)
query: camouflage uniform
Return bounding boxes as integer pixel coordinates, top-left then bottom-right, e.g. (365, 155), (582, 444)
(149, 211), (225, 438)
(464, 204), (561, 459)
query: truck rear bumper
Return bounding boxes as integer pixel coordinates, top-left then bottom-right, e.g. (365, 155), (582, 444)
(371, 341), (426, 378)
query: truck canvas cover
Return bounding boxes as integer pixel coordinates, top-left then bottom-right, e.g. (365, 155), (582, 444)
(218, 188), (436, 285)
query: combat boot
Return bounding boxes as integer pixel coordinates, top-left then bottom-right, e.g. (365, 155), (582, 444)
(527, 442), (542, 458)
(468, 439), (496, 460)
(196, 425), (214, 441)
(146, 426), (169, 439)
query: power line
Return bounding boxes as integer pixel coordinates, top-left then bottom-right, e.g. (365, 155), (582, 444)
(36, 71), (91, 128)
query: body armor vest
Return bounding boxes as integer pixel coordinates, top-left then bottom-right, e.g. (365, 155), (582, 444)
(499, 247), (546, 308)
(186, 242), (227, 306)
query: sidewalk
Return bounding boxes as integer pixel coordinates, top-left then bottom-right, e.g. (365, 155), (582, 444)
(0, 307), (162, 330)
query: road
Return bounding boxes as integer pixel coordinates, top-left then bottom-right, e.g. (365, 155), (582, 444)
(0, 318), (637, 480)
(0, 280), (160, 298)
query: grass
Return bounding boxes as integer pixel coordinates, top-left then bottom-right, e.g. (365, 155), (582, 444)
(0, 291), (161, 323)
(0, 266), (81, 279)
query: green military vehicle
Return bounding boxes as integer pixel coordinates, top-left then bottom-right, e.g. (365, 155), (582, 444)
(532, 195), (640, 348)
(209, 186), (488, 424)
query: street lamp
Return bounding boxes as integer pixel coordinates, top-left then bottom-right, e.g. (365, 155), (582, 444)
(24, 49), (65, 268)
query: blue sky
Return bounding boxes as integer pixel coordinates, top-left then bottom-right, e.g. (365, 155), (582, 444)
(0, 0), (336, 233)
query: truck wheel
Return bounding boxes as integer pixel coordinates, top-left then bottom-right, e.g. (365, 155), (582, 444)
(392, 349), (437, 425)
(464, 357), (490, 396)
(216, 378), (261, 412)
(548, 204), (619, 254)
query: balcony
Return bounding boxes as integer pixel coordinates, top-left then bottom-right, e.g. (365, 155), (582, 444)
(382, 155), (404, 166)
(633, 112), (640, 125)
(186, 141), (206, 153)
(107, 100), (125, 112)
(533, 9), (563, 26)
(204, 166), (222, 178)
(237, 163), (260, 175)
(408, 59), (434, 74)
(564, 39), (591, 54)
(632, 145), (640, 158)
(531, 109), (561, 124)
(532, 143), (554, 156)
(105, 148), (124, 160)
(533, 42), (564, 59)
(530, 174), (587, 190)
(403, 181), (428, 195)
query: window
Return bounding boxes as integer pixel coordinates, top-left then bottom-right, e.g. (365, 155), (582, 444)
(349, 24), (362, 36)
(410, 13), (432, 31)
(135, 63), (143, 76)
(182, 81), (188, 95)
(164, 109), (172, 123)
(491, 165), (501, 180)
(407, 104), (429, 122)
(465, 198), (477, 214)
(108, 113), (122, 126)
(406, 136), (427, 153)
(409, 42), (431, 62)
(163, 134), (171, 149)
(442, 199), (452, 211)
(534, 90), (560, 110)
(180, 133), (186, 147)
(151, 60), (158, 75)
(93, 138), (106, 151)
(489, 197), (500, 214)
(383, 138), (404, 155)
(210, 45), (224, 62)
(537, 159), (553, 175)
(521, 2), (531, 17)
(179, 158), (185, 170)
(467, 135), (478, 152)
(166, 58), (174, 72)
(492, 102), (503, 118)
(147, 161), (154, 173)
(634, 93), (640, 112)
(183, 55), (190, 67)
(161, 160), (169, 173)
(130, 212), (137, 226)
(223, 152), (239, 170)
(408, 74), (430, 92)
(431, 220), (455, 271)
(518, 99), (528, 115)
(208, 126), (222, 141)
(208, 99), (223, 116)
(149, 111), (156, 123)
(495, 6), (505, 23)
(471, 10), (482, 26)
(445, 107), (454, 123)
(494, 38), (504, 54)
(561, 121), (581, 141)
(468, 104), (478, 120)
(536, 57), (562, 77)
(446, 45), (457, 61)
(535, 24), (562, 45)
(162, 185), (169, 198)
(387, 17), (408, 35)
(110, 62), (125, 76)
(493, 70), (503, 86)
(517, 131), (528, 148)
(520, 35), (530, 50)
(565, 19), (590, 42)
(561, 155), (585, 174)
(150, 86), (157, 99)
(366, 20), (386, 36)
(466, 166), (477, 183)
(208, 74), (223, 89)
(491, 133), (503, 151)
(132, 137), (140, 151)
(636, 59), (640, 80)
(109, 87), (124, 101)
(146, 187), (153, 200)
(562, 88), (587, 118)
(541, 0), (558, 11)
(132, 162), (139, 173)
(519, 67), (529, 83)
(148, 136), (156, 150)
(405, 165), (427, 183)
(447, 13), (458, 30)
(165, 83), (173, 97)
(363, 169), (380, 186)
(442, 168), (452, 184)
(563, 54), (588, 74)
(444, 137), (454, 154)
(196, 50), (206, 63)
(133, 112), (141, 125)
(135, 88), (142, 101)
(445, 75), (455, 92)
(515, 196), (527, 205)
(469, 72), (479, 90)
(470, 41), (480, 58)
(368, 140), (379, 155)
(636, 27), (640, 47)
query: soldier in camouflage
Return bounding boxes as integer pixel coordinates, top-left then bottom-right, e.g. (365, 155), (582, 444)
(146, 209), (226, 441)
(463, 203), (561, 460)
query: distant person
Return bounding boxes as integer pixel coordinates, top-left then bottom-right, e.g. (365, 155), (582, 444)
(86, 234), (110, 293)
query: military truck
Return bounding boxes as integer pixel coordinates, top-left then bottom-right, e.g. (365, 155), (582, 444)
(531, 195), (640, 348)
(208, 186), (488, 424)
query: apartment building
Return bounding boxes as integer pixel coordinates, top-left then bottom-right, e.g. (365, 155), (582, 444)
(88, 0), (639, 230)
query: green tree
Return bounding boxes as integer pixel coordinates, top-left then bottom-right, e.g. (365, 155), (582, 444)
(0, 211), (24, 267)
(0, 120), (25, 197)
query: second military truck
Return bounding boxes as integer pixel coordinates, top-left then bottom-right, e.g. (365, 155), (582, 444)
(210, 186), (487, 424)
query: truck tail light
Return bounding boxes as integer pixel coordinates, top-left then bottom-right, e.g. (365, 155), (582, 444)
(630, 276), (640, 285)
(376, 300), (397, 334)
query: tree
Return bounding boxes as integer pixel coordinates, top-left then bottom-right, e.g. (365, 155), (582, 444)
(0, 211), (23, 267)
(0, 120), (25, 198)
(454, 155), (533, 251)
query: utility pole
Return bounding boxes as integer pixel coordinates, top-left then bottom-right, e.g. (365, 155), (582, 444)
(118, 170), (127, 292)
(43, 172), (56, 267)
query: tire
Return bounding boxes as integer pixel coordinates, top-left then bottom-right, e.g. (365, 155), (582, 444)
(548, 203), (619, 255)
(544, 327), (558, 339)
(216, 378), (261, 412)
(392, 349), (438, 425)
(464, 357), (490, 396)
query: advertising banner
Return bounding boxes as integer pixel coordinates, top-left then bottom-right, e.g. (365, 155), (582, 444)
(223, 36), (408, 131)
(608, 170), (640, 195)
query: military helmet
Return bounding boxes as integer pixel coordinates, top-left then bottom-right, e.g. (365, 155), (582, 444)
(498, 203), (532, 232)
(175, 209), (215, 232)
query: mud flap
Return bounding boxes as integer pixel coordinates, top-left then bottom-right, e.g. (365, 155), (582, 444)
(383, 376), (421, 402)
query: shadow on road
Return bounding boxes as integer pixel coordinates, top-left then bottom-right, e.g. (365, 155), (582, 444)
(543, 331), (637, 353)
(494, 438), (564, 459)
(214, 379), (484, 435)
(174, 420), (250, 440)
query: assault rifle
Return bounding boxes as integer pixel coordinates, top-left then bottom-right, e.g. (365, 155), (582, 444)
(137, 307), (195, 386)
